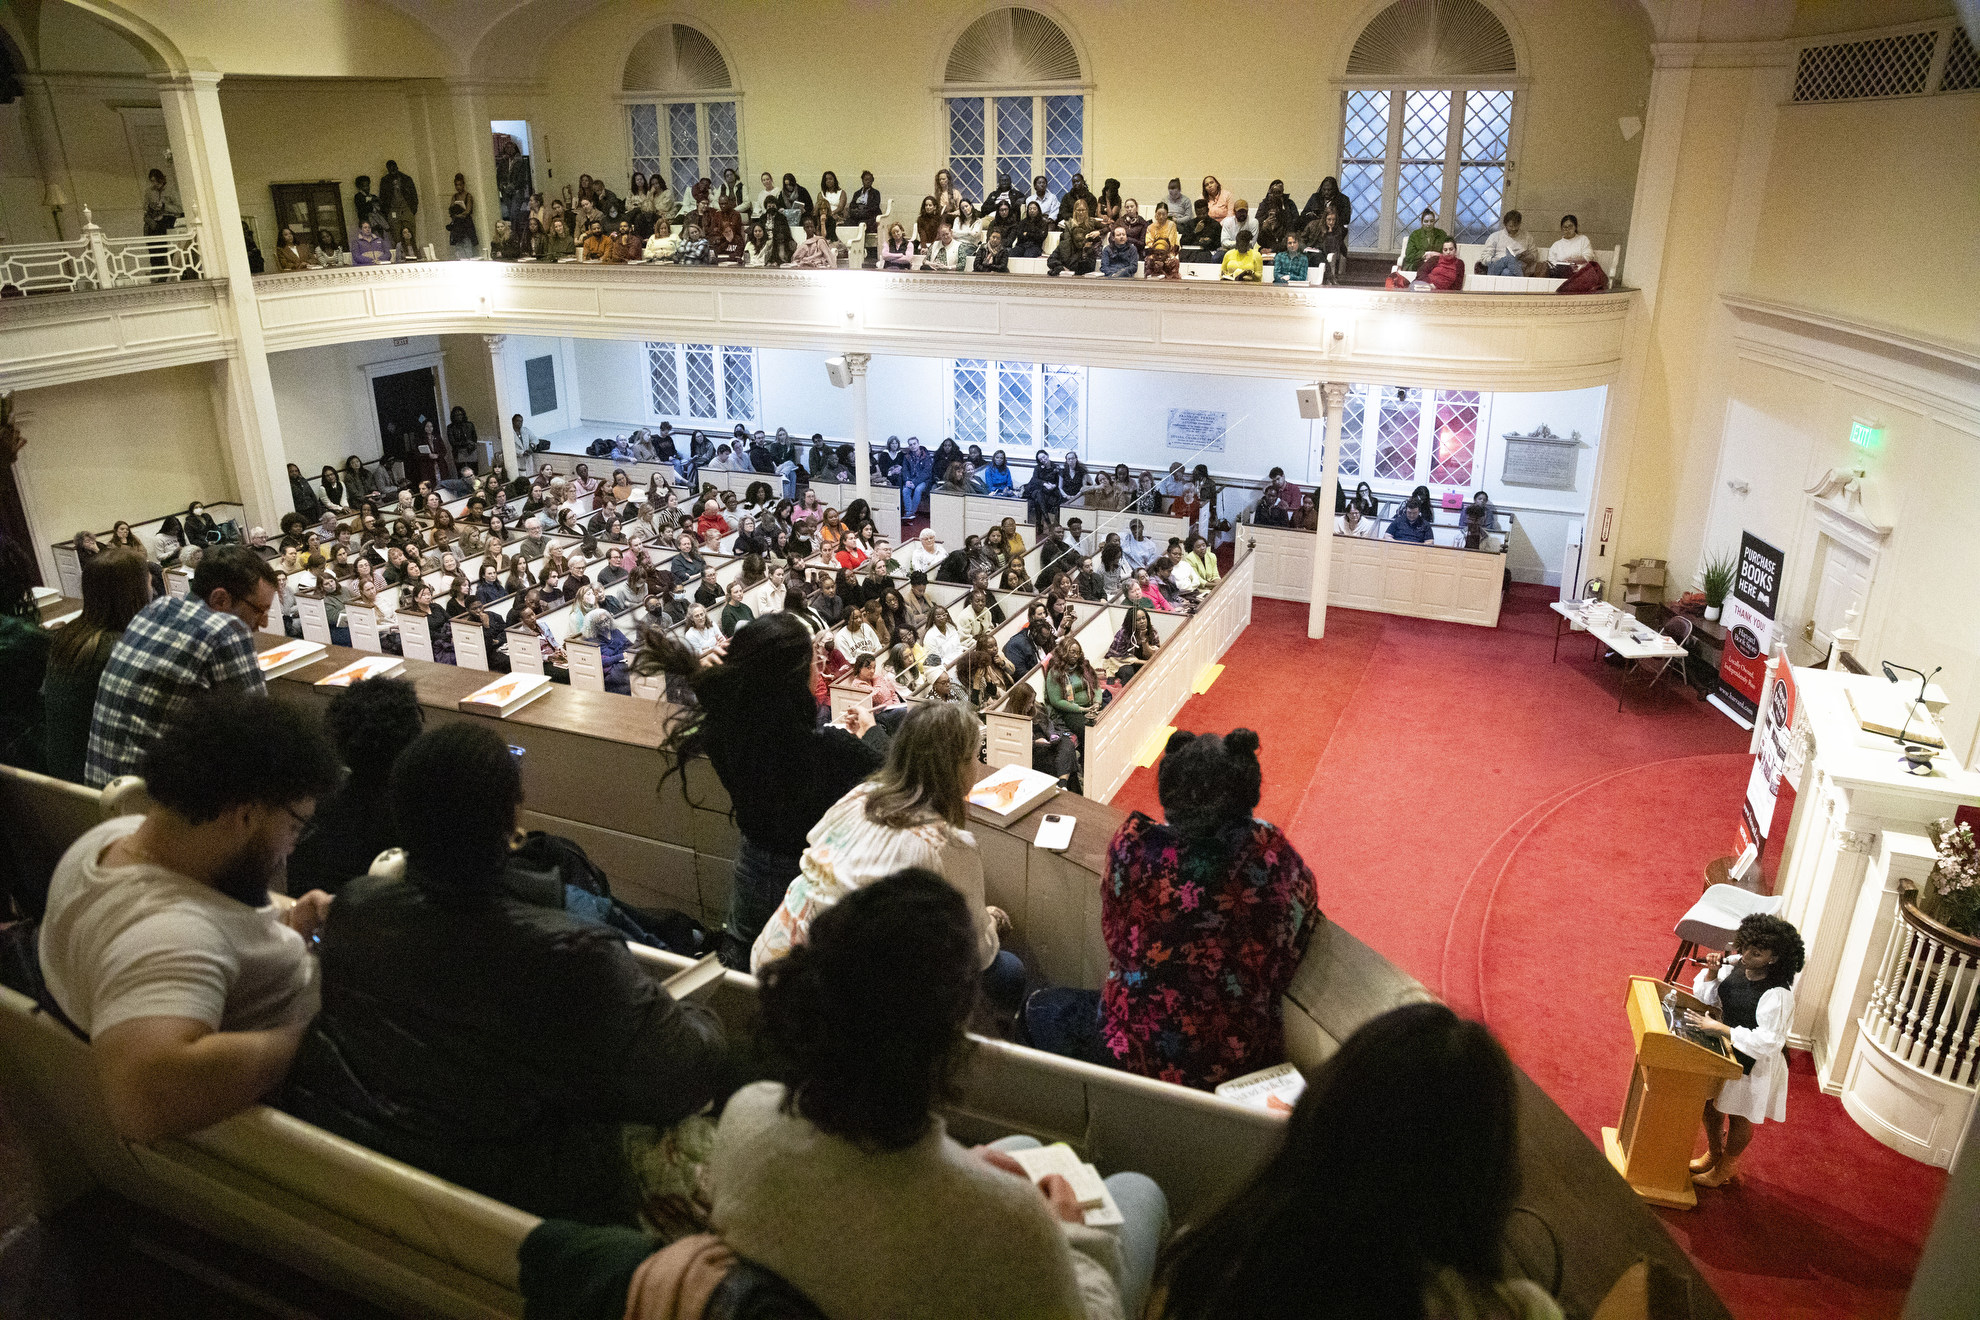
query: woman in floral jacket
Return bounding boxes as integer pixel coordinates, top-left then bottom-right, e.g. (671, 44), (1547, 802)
(1023, 727), (1319, 1090)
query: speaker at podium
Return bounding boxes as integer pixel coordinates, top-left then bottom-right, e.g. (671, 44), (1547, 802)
(1603, 975), (1744, 1210)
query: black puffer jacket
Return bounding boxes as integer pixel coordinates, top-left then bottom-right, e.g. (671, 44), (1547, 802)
(281, 867), (736, 1224)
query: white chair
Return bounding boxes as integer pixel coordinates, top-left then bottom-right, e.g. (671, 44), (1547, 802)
(1666, 883), (1784, 982)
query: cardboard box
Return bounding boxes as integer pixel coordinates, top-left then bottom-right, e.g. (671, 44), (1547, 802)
(1622, 557), (1667, 587)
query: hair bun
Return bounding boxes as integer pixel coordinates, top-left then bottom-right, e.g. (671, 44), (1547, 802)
(1164, 729), (1196, 756)
(1224, 729), (1261, 759)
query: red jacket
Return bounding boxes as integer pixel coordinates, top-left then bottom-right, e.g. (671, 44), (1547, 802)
(1555, 261), (1608, 294)
(1418, 252), (1465, 291)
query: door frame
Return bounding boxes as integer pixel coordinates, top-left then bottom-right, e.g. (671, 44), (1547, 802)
(361, 352), (451, 458)
(1793, 496), (1888, 660)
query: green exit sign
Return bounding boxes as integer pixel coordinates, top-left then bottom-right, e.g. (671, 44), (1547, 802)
(1850, 419), (1883, 450)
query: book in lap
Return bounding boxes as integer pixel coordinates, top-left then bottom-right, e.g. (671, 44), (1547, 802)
(460, 672), (552, 717)
(1002, 1142), (1124, 1229)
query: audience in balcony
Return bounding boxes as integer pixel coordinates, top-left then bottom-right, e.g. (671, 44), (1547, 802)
(1220, 231), (1262, 281)
(1416, 240), (1466, 291)
(1098, 226), (1138, 278)
(1479, 210), (1535, 276)
(275, 226), (313, 272)
(1201, 175), (1232, 221)
(1386, 501), (1437, 544)
(351, 221), (390, 265)
(1150, 1002), (1559, 1320)
(1273, 233), (1309, 284)
(38, 694), (340, 1140)
(1024, 728), (1318, 1091)
(281, 720), (737, 1225)
(393, 225), (421, 262)
(1335, 502), (1380, 538)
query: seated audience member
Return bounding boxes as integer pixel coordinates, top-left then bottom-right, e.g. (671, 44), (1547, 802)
(1459, 504), (1504, 553)
(880, 222), (914, 269)
(1553, 256), (1609, 294)
(1386, 502), (1437, 543)
(1272, 233), (1308, 284)
(1098, 226), (1139, 278)
(751, 703), (1021, 1014)
(86, 546), (277, 787)
(1415, 240), (1465, 291)
(973, 228), (1010, 273)
(1024, 729), (1318, 1091)
(1181, 534), (1221, 589)
(1306, 204), (1350, 284)
(1219, 231), (1262, 282)
(281, 722), (735, 1224)
(350, 221), (390, 265)
(1048, 226), (1103, 277)
(1044, 639), (1100, 757)
(1149, 1003), (1557, 1320)
(1180, 199), (1222, 261)
(274, 226), (314, 272)
(1335, 503), (1381, 538)
(1253, 468), (1301, 526)
(1400, 207), (1451, 272)
(516, 871), (1155, 1320)
(788, 219), (835, 269)
(1003, 620), (1055, 676)
(1479, 209), (1534, 276)
(1545, 213), (1594, 275)
(39, 546), (150, 783)
(37, 695), (341, 1141)
(285, 676), (424, 895)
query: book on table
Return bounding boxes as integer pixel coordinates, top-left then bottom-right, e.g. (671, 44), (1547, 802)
(459, 672), (553, 717)
(314, 655), (407, 687)
(256, 639), (327, 678)
(1214, 1061), (1307, 1114)
(1846, 686), (1945, 750)
(1001, 1142), (1125, 1229)
(966, 764), (1060, 818)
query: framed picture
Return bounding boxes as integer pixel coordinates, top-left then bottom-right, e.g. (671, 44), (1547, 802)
(271, 181), (348, 250)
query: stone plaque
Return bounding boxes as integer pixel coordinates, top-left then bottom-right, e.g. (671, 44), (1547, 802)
(1165, 408), (1228, 453)
(1502, 424), (1582, 490)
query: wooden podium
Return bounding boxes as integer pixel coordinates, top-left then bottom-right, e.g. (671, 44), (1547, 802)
(1602, 975), (1743, 1209)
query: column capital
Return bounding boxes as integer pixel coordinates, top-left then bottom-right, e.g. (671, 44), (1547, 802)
(483, 334), (508, 350)
(843, 351), (871, 375)
(1321, 381), (1351, 411)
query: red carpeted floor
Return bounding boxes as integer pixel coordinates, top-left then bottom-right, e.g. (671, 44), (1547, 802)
(1110, 587), (1948, 1320)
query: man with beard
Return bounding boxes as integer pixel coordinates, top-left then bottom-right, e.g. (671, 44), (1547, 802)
(38, 694), (342, 1143)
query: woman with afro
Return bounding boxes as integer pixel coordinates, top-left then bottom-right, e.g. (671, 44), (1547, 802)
(1684, 911), (1806, 1187)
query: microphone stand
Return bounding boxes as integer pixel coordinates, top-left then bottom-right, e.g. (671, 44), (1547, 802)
(1881, 662), (1942, 763)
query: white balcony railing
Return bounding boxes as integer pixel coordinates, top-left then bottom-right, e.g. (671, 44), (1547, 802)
(1862, 891), (1980, 1090)
(0, 207), (204, 296)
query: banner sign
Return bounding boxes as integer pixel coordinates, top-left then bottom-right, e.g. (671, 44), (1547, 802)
(1717, 532), (1785, 722)
(1737, 663), (1799, 861)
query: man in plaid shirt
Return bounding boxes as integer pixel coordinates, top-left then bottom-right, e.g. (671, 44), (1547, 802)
(86, 546), (279, 787)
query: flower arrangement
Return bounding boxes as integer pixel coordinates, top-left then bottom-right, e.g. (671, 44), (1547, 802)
(1925, 817), (1980, 937)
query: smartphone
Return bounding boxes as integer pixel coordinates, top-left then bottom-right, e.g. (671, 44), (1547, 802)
(508, 744), (526, 759)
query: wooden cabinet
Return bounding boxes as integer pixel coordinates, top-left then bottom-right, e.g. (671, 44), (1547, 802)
(270, 181), (347, 250)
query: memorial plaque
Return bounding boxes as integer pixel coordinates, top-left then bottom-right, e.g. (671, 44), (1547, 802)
(1165, 408), (1228, 453)
(1502, 424), (1582, 490)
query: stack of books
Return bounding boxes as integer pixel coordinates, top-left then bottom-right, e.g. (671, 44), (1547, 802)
(256, 639), (327, 678)
(459, 672), (552, 717)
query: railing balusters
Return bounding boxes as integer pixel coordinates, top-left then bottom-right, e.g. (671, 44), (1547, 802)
(1859, 891), (1980, 1096)
(0, 226), (203, 296)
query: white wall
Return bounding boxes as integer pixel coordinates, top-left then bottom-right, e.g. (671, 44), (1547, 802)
(268, 335), (446, 475)
(496, 335), (577, 436)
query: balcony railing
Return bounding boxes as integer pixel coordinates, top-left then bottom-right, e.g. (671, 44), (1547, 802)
(1862, 889), (1980, 1090)
(0, 207), (204, 296)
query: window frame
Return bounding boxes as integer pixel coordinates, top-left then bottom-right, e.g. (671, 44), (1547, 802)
(1334, 383), (1483, 493)
(944, 358), (1087, 453)
(624, 94), (745, 197)
(1333, 82), (1523, 253)
(940, 89), (1091, 202)
(645, 341), (761, 430)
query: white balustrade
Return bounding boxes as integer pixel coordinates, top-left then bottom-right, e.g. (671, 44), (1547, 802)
(1860, 894), (1980, 1091)
(0, 207), (204, 296)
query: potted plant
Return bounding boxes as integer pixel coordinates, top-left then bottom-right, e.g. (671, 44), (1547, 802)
(1924, 817), (1980, 939)
(1700, 551), (1735, 622)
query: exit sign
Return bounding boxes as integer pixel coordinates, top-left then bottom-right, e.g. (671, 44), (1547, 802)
(1849, 418), (1883, 450)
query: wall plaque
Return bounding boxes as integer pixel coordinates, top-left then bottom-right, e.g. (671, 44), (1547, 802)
(1502, 424), (1583, 490)
(1165, 408), (1228, 453)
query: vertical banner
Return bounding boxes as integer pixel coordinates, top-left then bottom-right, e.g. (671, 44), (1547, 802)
(1716, 532), (1785, 724)
(1736, 662), (1799, 864)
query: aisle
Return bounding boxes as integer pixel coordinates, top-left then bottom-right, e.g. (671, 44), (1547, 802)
(1110, 589), (1947, 1320)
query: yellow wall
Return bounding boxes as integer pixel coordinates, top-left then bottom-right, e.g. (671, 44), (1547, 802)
(107, 0), (454, 78)
(1744, 95), (1980, 346)
(526, 0), (1653, 251)
(13, 365), (236, 575)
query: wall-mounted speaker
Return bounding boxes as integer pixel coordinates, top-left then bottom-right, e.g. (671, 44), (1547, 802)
(825, 356), (852, 389)
(1296, 384), (1323, 419)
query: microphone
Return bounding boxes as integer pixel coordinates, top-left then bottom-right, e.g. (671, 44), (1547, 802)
(1881, 662), (1943, 756)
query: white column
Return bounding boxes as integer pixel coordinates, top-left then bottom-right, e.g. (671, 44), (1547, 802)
(484, 335), (521, 476)
(1306, 381), (1349, 639)
(845, 352), (872, 509)
(153, 72), (288, 529)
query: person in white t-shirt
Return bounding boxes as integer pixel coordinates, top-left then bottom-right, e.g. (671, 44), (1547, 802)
(1334, 504), (1381, 538)
(902, 528), (947, 577)
(1545, 214), (1594, 275)
(37, 694), (342, 1143)
(1478, 210), (1534, 276)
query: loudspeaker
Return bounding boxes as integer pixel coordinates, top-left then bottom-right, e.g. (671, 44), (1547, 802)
(825, 356), (852, 389)
(1296, 384), (1323, 419)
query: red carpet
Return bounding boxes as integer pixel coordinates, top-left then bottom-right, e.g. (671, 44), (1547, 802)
(1111, 588), (1948, 1320)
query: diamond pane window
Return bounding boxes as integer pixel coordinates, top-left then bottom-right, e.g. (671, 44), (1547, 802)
(1339, 387), (1366, 478)
(647, 344), (679, 417)
(1340, 165), (1386, 250)
(706, 101), (739, 183)
(947, 98), (987, 202)
(998, 362), (1035, 450)
(996, 97), (1034, 194)
(1430, 391), (1479, 486)
(952, 360), (989, 447)
(1340, 83), (1515, 252)
(629, 104), (662, 179)
(1043, 95), (1083, 195)
(1455, 167), (1505, 244)
(1401, 90), (1451, 158)
(1396, 164), (1444, 233)
(1042, 365), (1080, 446)
(723, 346), (756, 422)
(1373, 390), (1420, 483)
(1454, 90), (1512, 240)
(684, 344), (718, 419)
(668, 104), (701, 195)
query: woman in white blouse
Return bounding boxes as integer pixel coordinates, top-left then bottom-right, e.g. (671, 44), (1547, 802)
(751, 702), (1017, 1014)
(1683, 913), (1805, 1189)
(1545, 214), (1594, 275)
(683, 602), (726, 665)
(921, 605), (967, 670)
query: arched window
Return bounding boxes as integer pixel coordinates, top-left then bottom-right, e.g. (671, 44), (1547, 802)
(941, 7), (1087, 204)
(624, 23), (740, 195)
(1336, 0), (1518, 253)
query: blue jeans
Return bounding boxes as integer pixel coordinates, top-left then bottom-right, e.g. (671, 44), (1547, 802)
(1486, 253), (1525, 277)
(988, 1135), (1168, 1318)
(1022, 987), (1107, 1065)
(902, 478), (930, 518)
(723, 837), (802, 968)
(983, 948), (1026, 1017)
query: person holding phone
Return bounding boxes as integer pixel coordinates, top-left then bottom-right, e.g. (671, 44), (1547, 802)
(1683, 914), (1805, 1188)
